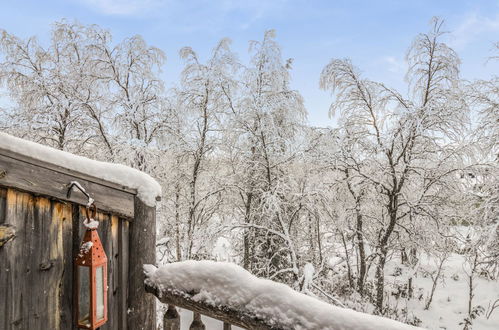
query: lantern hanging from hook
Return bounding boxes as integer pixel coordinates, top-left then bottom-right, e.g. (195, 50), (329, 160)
(73, 186), (108, 329)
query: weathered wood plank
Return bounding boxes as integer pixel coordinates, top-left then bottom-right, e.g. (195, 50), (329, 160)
(95, 211), (120, 330)
(118, 218), (130, 330)
(0, 187), (6, 223)
(50, 200), (72, 330)
(128, 197), (156, 330)
(60, 202), (76, 329)
(163, 305), (180, 330)
(0, 190), (66, 330)
(0, 189), (28, 330)
(0, 148), (137, 194)
(0, 153), (135, 218)
(110, 215), (120, 330)
(190, 312), (206, 330)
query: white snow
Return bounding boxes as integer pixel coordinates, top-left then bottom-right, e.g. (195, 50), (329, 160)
(84, 218), (100, 229)
(144, 260), (422, 330)
(0, 132), (161, 206)
(79, 241), (93, 257)
(389, 253), (499, 330)
(303, 263), (315, 293)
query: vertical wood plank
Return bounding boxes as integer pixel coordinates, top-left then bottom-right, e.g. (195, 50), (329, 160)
(71, 204), (84, 328)
(127, 197), (156, 330)
(189, 312), (206, 330)
(97, 211), (112, 330)
(163, 305), (180, 330)
(223, 322), (232, 330)
(118, 218), (129, 330)
(0, 188), (6, 223)
(52, 201), (72, 330)
(110, 215), (120, 330)
(0, 189), (26, 330)
(0, 190), (66, 330)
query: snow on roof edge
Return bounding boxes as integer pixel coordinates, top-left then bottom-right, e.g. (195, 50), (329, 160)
(0, 132), (161, 207)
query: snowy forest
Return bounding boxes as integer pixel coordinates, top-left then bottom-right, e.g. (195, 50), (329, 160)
(0, 17), (497, 329)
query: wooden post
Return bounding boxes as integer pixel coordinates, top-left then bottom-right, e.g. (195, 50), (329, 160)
(223, 322), (232, 330)
(189, 312), (205, 330)
(127, 197), (157, 330)
(164, 305), (180, 330)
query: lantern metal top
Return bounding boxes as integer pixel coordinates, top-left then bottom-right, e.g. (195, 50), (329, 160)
(75, 229), (108, 266)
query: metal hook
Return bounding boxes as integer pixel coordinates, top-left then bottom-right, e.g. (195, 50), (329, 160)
(67, 181), (97, 220)
(67, 181), (91, 203)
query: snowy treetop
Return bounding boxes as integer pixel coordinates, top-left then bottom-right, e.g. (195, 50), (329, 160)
(0, 132), (161, 207)
(144, 260), (421, 330)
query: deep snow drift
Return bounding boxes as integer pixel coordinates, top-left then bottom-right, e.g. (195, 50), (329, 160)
(144, 260), (421, 330)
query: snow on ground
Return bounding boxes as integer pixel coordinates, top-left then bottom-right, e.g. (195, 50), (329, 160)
(0, 132), (161, 206)
(385, 253), (499, 330)
(145, 260), (421, 330)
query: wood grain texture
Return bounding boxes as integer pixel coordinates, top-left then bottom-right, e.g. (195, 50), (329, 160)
(118, 217), (130, 330)
(0, 153), (135, 218)
(0, 148), (136, 194)
(128, 197), (156, 330)
(0, 190), (66, 330)
(163, 305), (181, 330)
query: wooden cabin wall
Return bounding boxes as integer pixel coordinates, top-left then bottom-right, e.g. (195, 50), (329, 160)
(0, 187), (129, 330)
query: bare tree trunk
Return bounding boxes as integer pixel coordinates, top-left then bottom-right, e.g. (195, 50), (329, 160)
(375, 249), (387, 314)
(340, 231), (354, 290)
(425, 256), (446, 310)
(356, 209), (366, 296)
(174, 182), (182, 261)
(243, 191), (253, 270)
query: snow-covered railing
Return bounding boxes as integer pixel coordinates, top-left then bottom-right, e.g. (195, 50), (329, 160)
(144, 261), (421, 330)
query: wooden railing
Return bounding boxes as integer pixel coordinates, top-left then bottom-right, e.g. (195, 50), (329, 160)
(145, 281), (282, 330)
(144, 262), (421, 330)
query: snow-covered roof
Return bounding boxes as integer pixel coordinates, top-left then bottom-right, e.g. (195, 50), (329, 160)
(0, 132), (161, 206)
(144, 260), (421, 330)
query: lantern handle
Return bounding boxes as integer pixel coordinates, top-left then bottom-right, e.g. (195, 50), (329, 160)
(85, 203), (97, 220)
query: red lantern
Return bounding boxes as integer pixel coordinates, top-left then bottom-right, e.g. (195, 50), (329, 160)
(75, 205), (108, 329)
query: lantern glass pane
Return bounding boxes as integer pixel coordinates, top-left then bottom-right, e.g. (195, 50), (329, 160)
(78, 266), (91, 326)
(96, 266), (105, 321)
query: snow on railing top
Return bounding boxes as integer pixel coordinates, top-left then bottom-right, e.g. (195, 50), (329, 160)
(0, 132), (161, 206)
(144, 260), (421, 330)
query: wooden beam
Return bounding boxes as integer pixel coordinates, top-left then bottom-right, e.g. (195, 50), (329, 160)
(127, 197), (156, 330)
(0, 153), (134, 218)
(145, 283), (285, 330)
(0, 148), (136, 194)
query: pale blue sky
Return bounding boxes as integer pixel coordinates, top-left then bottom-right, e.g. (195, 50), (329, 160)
(1, 0), (498, 126)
